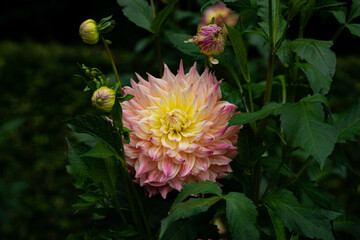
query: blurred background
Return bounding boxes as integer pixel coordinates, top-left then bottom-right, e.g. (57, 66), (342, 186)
(0, 0), (359, 239)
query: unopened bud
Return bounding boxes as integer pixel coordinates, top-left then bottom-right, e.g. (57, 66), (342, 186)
(91, 87), (116, 112)
(193, 24), (225, 64)
(79, 19), (99, 45)
(201, 2), (239, 27)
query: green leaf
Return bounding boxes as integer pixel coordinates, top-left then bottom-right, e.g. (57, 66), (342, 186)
(228, 102), (282, 126)
(117, 0), (153, 31)
(150, 0), (179, 34)
(287, 0), (307, 22)
(160, 220), (197, 240)
(81, 141), (115, 159)
(79, 192), (104, 203)
(235, 125), (266, 168)
(67, 115), (122, 158)
(296, 62), (332, 95)
(225, 192), (258, 240)
(88, 158), (120, 195)
(300, 0), (316, 27)
(220, 82), (243, 109)
(267, 207), (286, 240)
(277, 40), (292, 65)
(333, 97), (360, 143)
(227, 26), (249, 81)
(66, 139), (90, 189)
(173, 181), (223, 206)
(345, 23), (360, 37)
(160, 196), (221, 239)
(315, 0), (346, 9)
(257, 0), (287, 44)
(295, 180), (340, 211)
(263, 189), (335, 240)
(167, 32), (202, 58)
(329, 145), (359, 176)
(348, 0), (360, 22)
(280, 94), (337, 168)
(333, 215), (360, 240)
(290, 38), (336, 78)
(223, 0), (254, 13)
(329, 7), (347, 24)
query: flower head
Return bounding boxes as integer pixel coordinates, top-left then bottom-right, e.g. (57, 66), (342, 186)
(91, 86), (116, 112)
(79, 19), (99, 45)
(193, 24), (226, 64)
(201, 2), (239, 27)
(121, 62), (242, 198)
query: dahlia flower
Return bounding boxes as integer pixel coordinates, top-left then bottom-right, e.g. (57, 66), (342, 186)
(121, 62), (242, 198)
(79, 19), (99, 45)
(91, 86), (116, 112)
(193, 24), (226, 64)
(201, 2), (239, 27)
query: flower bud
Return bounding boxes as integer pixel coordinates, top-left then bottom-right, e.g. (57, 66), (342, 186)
(193, 24), (226, 64)
(201, 2), (239, 27)
(79, 19), (99, 45)
(91, 86), (116, 112)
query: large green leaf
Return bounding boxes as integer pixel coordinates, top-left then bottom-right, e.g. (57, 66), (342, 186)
(348, 0), (360, 22)
(295, 180), (340, 211)
(67, 115), (122, 158)
(160, 220), (197, 240)
(225, 192), (258, 240)
(173, 181), (223, 206)
(296, 62), (332, 95)
(332, 97), (360, 143)
(280, 95), (337, 169)
(267, 207), (286, 240)
(159, 196), (221, 239)
(329, 6), (347, 24)
(345, 23), (360, 38)
(167, 32), (202, 58)
(263, 189), (335, 240)
(66, 139), (90, 189)
(290, 38), (336, 78)
(228, 102), (282, 126)
(150, 0), (179, 34)
(117, 0), (153, 31)
(227, 26), (249, 80)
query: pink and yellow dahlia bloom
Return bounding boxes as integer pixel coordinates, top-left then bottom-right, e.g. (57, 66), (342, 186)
(121, 62), (242, 198)
(201, 2), (239, 27)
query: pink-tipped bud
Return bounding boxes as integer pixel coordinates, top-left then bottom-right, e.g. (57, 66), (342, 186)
(91, 86), (116, 112)
(79, 19), (99, 45)
(193, 24), (225, 64)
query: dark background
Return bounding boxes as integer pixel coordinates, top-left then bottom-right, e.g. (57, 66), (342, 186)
(0, 1), (359, 239)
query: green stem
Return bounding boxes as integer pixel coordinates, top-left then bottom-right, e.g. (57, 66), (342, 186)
(257, 47), (275, 140)
(150, 0), (163, 76)
(101, 36), (122, 94)
(253, 0), (277, 205)
(284, 156), (313, 187)
(331, 24), (346, 42)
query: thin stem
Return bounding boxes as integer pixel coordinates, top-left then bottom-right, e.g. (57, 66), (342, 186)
(101, 36), (122, 89)
(246, 81), (255, 113)
(257, 47), (275, 140)
(284, 156), (313, 187)
(331, 24), (345, 42)
(150, 0), (164, 76)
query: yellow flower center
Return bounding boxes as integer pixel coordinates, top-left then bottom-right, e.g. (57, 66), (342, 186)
(160, 109), (190, 142)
